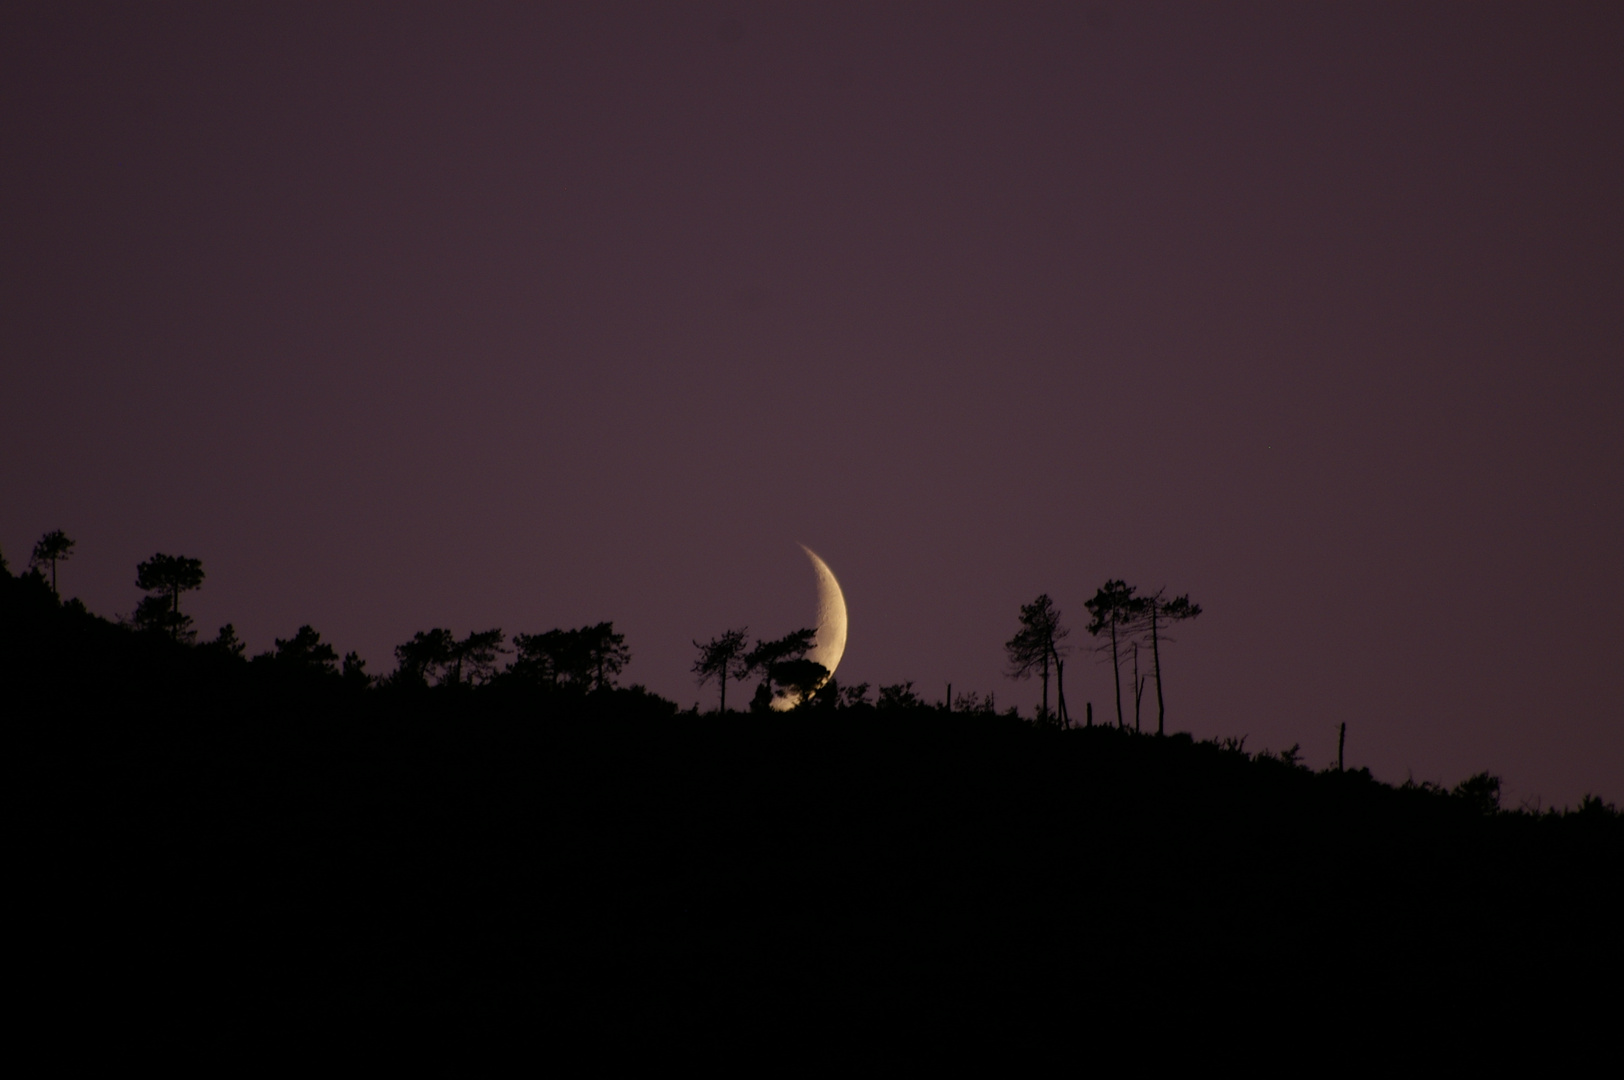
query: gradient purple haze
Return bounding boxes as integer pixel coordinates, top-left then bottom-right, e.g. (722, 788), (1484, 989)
(3, 3), (1620, 806)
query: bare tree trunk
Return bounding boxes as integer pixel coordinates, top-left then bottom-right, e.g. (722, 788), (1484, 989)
(720, 671), (726, 715)
(1040, 650), (1049, 722)
(1338, 722), (1346, 772)
(1132, 642), (1141, 733)
(1110, 619), (1123, 728)
(1053, 651), (1068, 727)
(1086, 701), (1093, 727)
(1151, 604), (1166, 736)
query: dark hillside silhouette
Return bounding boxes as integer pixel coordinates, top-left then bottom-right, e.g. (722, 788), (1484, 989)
(4, 556), (1618, 1044)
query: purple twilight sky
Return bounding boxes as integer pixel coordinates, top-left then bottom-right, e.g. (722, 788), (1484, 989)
(3, 3), (1620, 806)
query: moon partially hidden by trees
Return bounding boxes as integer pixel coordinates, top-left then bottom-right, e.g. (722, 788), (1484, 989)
(801, 544), (847, 682)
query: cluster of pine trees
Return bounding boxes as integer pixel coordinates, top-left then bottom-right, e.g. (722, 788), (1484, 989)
(1002, 581), (1201, 734)
(5, 530), (1085, 717)
(691, 627), (830, 713)
(2, 531), (642, 697)
(0, 532), (1223, 742)
(6, 528), (1619, 823)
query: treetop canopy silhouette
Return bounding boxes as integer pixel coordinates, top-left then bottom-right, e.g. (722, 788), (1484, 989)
(134, 552), (205, 642)
(29, 530), (74, 597)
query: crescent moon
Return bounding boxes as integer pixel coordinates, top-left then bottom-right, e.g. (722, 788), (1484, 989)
(801, 544), (848, 680)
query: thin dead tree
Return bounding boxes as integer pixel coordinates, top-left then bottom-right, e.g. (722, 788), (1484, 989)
(1138, 589), (1203, 736)
(1132, 641), (1148, 734)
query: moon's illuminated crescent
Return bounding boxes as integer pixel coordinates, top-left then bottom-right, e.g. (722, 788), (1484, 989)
(801, 544), (847, 680)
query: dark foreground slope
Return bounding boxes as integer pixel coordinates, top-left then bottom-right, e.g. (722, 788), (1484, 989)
(8, 572), (1620, 1044)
